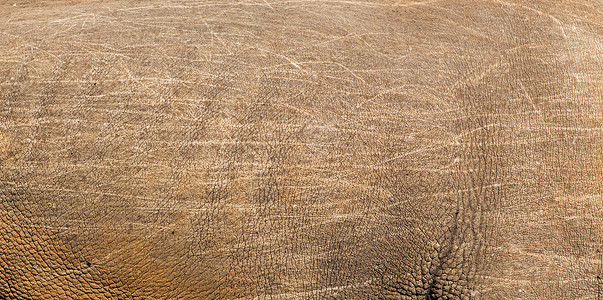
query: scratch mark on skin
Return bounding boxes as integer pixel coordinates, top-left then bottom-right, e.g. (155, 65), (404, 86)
(299, 61), (366, 83)
(366, 84), (454, 112)
(452, 123), (496, 144)
(48, 22), (79, 38)
(518, 80), (539, 112)
(368, 121), (496, 167)
(355, 34), (404, 60)
(115, 5), (192, 12)
(491, 0), (567, 37)
(255, 47), (304, 71)
(248, 279), (374, 299)
(311, 32), (392, 60)
(4, 14), (13, 25)
(448, 60), (504, 92)
(81, 14), (90, 29)
(79, 43), (134, 59)
(261, 0), (275, 10)
(31, 185), (169, 203)
(408, 2), (493, 41)
(371, 143), (447, 167)
(0, 31), (59, 61)
(281, 0), (443, 8)
(203, 19), (228, 48)
(397, 0), (452, 7)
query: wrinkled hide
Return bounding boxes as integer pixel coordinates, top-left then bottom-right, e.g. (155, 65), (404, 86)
(0, 0), (602, 299)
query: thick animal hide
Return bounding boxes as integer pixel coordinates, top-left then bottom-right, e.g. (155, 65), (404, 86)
(0, 0), (601, 299)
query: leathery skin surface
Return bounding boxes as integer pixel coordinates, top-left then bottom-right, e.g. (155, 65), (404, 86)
(0, 0), (601, 299)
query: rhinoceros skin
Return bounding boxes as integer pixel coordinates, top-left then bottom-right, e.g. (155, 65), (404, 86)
(0, 0), (601, 299)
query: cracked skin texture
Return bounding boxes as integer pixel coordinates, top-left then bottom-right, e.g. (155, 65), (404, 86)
(0, 0), (602, 299)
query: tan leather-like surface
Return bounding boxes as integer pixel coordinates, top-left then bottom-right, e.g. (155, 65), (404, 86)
(0, 1), (601, 299)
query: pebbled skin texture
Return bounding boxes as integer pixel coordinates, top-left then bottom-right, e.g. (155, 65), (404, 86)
(0, 0), (601, 299)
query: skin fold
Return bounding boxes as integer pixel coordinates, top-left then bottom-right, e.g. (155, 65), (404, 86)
(0, 0), (601, 299)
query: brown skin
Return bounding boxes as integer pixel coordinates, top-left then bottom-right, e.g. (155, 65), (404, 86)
(0, 0), (601, 299)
